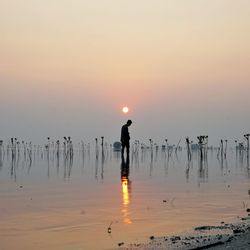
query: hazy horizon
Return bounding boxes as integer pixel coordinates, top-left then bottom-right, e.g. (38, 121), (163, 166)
(1, 1), (250, 145)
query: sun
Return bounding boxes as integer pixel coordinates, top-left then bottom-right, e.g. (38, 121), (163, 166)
(122, 106), (129, 114)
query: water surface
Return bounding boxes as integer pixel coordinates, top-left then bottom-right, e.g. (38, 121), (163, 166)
(0, 145), (249, 249)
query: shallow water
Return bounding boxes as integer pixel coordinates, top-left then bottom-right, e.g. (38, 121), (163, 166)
(0, 145), (249, 250)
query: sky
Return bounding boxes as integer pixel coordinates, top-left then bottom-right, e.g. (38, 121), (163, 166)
(0, 0), (250, 146)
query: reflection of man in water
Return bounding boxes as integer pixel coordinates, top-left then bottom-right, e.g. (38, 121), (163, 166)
(120, 120), (132, 156)
(121, 154), (130, 181)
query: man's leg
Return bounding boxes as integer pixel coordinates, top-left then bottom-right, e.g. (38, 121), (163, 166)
(126, 141), (130, 156)
(121, 142), (125, 156)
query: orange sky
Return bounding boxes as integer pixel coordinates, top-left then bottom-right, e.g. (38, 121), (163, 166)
(0, 0), (249, 144)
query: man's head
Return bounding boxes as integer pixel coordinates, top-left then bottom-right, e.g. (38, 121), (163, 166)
(126, 120), (132, 126)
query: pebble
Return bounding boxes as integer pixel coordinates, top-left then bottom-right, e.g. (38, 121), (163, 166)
(233, 229), (243, 234)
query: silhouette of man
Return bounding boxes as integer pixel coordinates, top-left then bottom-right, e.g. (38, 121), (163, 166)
(120, 120), (132, 156)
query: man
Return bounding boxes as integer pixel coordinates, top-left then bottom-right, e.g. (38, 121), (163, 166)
(120, 120), (132, 156)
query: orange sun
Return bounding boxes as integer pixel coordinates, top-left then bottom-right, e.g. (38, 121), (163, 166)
(122, 106), (129, 113)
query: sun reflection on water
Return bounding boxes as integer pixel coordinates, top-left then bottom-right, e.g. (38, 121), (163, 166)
(121, 156), (132, 224)
(122, 177), (129, 205)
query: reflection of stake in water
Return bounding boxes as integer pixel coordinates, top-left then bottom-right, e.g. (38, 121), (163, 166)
(149, 148), (153, 176)
(121, 156), (132, 224)
(101, 147), (105, 180)
(244, 134), (250, 169)
(95, 138), (99, 179)
(197, 136), (209, 186)
(0, 140), (4, 171)
(163, 149), (169, 177)
(80, 141), (85, 174)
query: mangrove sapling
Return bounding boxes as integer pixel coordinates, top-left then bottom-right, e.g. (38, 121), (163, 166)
(95, 138), (99, 159)
(244, 134), (250, 152)
(149, 139), (153, 150)
(0, 140), (3, 171)
(220, 139), (224, 159)
(101, 136), (104, 147)
(56, 140), (60, 158)
(186, 137), (192, 161)
(224, 139), (228, 159)
(197, 136), (208, 161)
(175, 138), (181, 154)
(107, 221), (113, 234)
(165, 139), (170, 158)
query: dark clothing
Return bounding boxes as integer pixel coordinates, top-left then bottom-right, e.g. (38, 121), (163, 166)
(121, 124), (130, 142)
(121, 124), (130, 155)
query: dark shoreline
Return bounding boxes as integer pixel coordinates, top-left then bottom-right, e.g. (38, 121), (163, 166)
(115, 217), (250, 250)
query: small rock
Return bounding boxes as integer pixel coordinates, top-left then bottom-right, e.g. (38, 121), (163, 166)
(171, 236), (181, 241)
(118, 242), (124, 246)
(19, 186), (23, 188)
(226, 236), (234, 242)
(241, 216), (250, 220)
(246, 208), (250, 213)
(233, 229), (243, 234)
(163, 200), (167, 203)
(149, 236), (154, 240)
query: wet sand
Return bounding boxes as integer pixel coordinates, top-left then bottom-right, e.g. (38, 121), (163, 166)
(116, 216), (250, 249)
